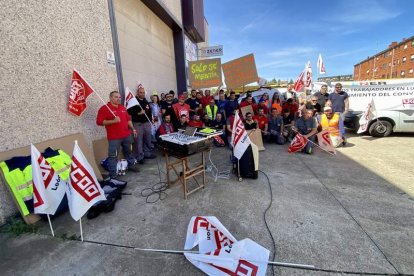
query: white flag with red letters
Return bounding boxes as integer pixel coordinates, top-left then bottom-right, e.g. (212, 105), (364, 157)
(31, 144), (66, 215)
(317, 130), (336, 154)
(184, 216), (270, 276)
(317, 54), (326, 75)
(357, 98), (376, 134)
(124, 87), (139, 110)
(66, 141), (106, 221)
(231, 111), (252, 159)
(304, 61), (312, 90)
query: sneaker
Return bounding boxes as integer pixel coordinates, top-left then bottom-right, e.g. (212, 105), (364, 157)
(128, 165), (140, 172)
(342, 138), (347, 146)
(306, 147), (313, 155)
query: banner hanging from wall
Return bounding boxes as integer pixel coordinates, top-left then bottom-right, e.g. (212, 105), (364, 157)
(188, 58), (222, 89)
(222, 53), (258, 89)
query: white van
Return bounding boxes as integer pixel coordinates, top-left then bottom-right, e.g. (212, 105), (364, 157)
(334, 79), (414, 137)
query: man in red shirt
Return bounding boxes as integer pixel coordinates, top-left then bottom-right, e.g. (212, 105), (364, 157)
(158, 114), (175, 136)
(201, 89), (214, 108)
(188, 114), (204, 128)
(239, 95), (257, 115)
(254, 106), (269, 137)
(173, 95), (190, 122)
(96, 91), (139, 179)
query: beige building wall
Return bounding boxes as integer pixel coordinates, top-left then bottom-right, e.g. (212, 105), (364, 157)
(0, 0), (118, 223)
(114, 0), (178, 94)
(159, 0), (182, 23)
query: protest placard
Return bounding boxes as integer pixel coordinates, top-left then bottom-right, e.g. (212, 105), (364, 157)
(188, 58), (222, 89)
(222, 53), (258, 89)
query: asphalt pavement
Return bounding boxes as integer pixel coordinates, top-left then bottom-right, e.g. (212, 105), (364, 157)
(1, 133), (413, 276)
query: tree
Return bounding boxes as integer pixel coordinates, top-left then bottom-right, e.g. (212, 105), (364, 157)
(289, 79), (294, 84)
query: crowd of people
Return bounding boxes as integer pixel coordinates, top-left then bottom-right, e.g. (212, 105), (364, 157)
(96, 83), (349, 179)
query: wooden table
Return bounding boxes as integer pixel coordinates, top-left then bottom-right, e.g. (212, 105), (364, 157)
(163, 150), (207, 199)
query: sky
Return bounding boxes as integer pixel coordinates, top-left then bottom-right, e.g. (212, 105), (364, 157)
(204, 0), (414, 81)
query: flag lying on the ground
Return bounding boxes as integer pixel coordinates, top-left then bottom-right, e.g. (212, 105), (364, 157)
(31, 144), (66, 215)
(357, 98), (376, 134)
(317, 54), (326, 75)
(184, 216), (270, 276)
(66, 141), (106, 221)
(68, 69), (95, 116)
(304, 61), (312, 90)
(231, 111), (252, 159)
(288, 133), (308, 153)
(124, 87), (139, 110)
(316, 130), (335, 154)
(293, 70), (304, 92)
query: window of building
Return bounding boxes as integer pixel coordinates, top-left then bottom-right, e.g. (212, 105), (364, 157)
(389, 62), (392, 67)
(366, 69), (370, 74)
(401, 70), (405, 76)
(409, 69), (413, 74)
(383, 52), (387, 58)
(411, 54), (414, 61)
(403, 57), (407, 64)
(412, 40), (414, 47)
(382, 63), (387, 69)
(404, 44), (408, 50)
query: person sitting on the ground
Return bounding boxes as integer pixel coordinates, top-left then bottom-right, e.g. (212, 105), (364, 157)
(158, 114), (175, 136)
(282, 108), (295, 142)
(317, 106), (346, 147)
(176, 114), (188, 130)
(201, 113), (211, 127)
(267, 108), (285, 145)
(244, 112), (257, 130)
(211, 113), (227, 146)
(292, 109), (318, 154)
(188, 114), (204, 128)
(253, 106), (268, 137)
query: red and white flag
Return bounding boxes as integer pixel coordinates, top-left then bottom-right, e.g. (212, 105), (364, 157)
(317, 130), (335, 154)
(317, 54), (326, 75)
(231, 111), (252, 159)
(357, 98), (376, 134)
(68, 70), (95, 116)
(293, 70), (305, 92)
(288, 133), (308, 153)
(31, 144), (66, 215)
(66, 141), (106, 221)
(124, 87), (139, 110)
(304, 61), (312, 90)
(184, 216), (270, 276)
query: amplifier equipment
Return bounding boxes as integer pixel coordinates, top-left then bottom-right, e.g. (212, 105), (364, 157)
(158, 133), (212, 156)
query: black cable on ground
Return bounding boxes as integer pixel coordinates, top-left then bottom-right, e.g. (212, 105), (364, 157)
(258, 170), (276, 276)
(140, 158), (168, 203)
(296, 155), (402, 275)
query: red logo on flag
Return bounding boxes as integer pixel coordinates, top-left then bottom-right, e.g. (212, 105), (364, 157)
(288, 134), (308, 153)
(38, 155), (53, 189)
(68, 70), (94, 116)
(70, 156), (102, 202)
(293, 71), (304, 92)
(233, 117), (247, 146)
(33, 185), (44, 208)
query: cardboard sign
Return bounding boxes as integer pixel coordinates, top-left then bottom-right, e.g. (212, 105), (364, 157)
(222, 54), (258, 89)
(240, 105), (254, 119)
(188, 58), (222, 89)
(247, 129), (265, 151)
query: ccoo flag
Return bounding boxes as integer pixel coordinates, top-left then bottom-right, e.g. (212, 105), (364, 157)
(317, 54), (326, 75)
(288, 133), (308, 153)
(304, 61), (312, 90)
(68, 69), (95, 116)
(231, 111), (251, 159)
(124, 87), (139, 110)
(66, 141), (106, 221)
(357, 98), (376, 134)
(31, 144), (66, 215)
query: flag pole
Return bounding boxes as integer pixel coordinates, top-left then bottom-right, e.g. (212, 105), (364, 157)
(80, 217), (84, 242)
(133, 247), (314, 269)
(47, 214), (55, 237)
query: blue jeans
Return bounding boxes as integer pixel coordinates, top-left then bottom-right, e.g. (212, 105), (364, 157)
(266, 132), (285, 145)
(108, 135), (135, 178)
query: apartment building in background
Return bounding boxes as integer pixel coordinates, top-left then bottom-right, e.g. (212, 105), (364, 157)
(354, 36), (414, 80)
